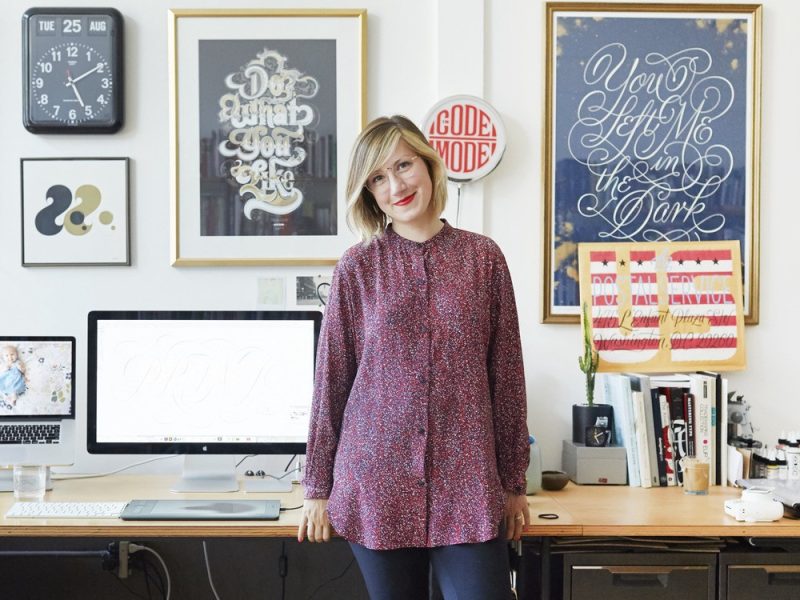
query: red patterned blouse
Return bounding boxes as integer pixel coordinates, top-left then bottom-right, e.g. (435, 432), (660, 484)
(303, 221), (529, 550)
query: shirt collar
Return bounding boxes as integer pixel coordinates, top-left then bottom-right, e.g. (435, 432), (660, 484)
(385, 219), (452, 250)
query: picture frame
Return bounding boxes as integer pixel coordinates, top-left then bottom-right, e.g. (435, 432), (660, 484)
(543, 3), (761, 324)
(20, 157), (130, 266)
(578, 240), (746, 372)
(168, 9), (367, 266)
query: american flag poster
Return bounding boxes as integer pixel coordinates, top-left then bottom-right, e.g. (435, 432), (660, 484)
(578, 241), (745, 372)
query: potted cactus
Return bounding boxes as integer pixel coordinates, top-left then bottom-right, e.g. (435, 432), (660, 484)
(573, 303), (614, 445)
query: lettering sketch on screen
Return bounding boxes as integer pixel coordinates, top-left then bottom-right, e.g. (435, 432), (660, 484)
(95, 320), (312, 444)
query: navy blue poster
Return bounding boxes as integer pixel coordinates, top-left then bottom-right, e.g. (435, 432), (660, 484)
(546, 8), (759, 322)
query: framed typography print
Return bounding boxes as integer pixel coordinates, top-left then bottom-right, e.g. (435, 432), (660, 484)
(168, 9), (366, 266)
(578, 241), (746, 372)
(543, 3), (761, 324)
(21, 158), (130, 266)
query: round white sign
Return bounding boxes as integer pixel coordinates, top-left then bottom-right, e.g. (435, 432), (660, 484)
(422, 95), (506, 183)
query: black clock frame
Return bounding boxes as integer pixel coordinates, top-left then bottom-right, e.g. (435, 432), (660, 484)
(22, 7), (124, 134)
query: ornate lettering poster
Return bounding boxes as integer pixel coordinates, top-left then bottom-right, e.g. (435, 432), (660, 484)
(198, 40), (335, 237)
(578, 240), (745, 372)
(543, 3), (761, 324)
(169, 10), (366, 265)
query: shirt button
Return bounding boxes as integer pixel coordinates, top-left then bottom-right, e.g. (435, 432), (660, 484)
(418, 479), (426, 487)
(416, 278), (425, 285)
(418, 427), (425, 435)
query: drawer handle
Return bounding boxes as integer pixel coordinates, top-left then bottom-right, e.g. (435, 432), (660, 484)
(731, 564), (800, 584)
(605, 566), (706, 589)
(605, 566), (704, 575)
(765, 567), (800, 587)
(611, 573), (669, 588)
(762, 566), (800, 575)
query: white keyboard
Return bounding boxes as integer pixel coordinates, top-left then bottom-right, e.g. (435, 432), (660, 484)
(5, 501), (128, 519)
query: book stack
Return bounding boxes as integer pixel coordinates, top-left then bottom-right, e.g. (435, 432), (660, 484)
(596, 372), (729, 488)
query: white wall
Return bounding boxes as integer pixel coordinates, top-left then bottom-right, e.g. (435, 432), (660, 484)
(0, 0), (793, 476)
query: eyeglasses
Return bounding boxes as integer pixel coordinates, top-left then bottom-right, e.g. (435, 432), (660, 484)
(364, 155), (421, 193)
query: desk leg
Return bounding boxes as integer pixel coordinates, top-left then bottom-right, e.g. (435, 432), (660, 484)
(540, 537), (551, 600)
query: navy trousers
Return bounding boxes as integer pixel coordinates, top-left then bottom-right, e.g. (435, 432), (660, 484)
(349, 533), (512, 600)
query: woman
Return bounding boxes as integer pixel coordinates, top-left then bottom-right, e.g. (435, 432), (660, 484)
(298, 115), (529, 599)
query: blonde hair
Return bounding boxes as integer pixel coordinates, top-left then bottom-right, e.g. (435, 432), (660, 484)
(345, 115), (448, 243)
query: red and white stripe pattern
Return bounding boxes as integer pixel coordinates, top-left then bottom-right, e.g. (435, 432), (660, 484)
(667, 249), (738, 362)
(589, 249), (659, 364)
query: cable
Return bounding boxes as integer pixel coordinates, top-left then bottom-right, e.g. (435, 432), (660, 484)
(130, 544), (171, 600)
(141, 559), (154, 600)
(284, 454), (298, 472)
(0, 550), (110, 558)
(239, 456), (298, 479)
(306, 557), (355, 599)
(52, 455), (180, 480)
(202, 541), (222, 600)
(138, 547), (168, 600)
(280, 504), (303, 512)
(454, 183), (463, 227)
(279, 540), (288, 600)
(235, 454), (256, 468)
(141, 554), (166, 599)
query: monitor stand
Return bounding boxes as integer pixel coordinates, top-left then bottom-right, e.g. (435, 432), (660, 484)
(171, 456), (238, 493)
(0, 467), (54, 492)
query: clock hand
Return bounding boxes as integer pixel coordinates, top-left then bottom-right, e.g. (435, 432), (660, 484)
(66, 79), (85, 107)
(71, 64), (102, 84)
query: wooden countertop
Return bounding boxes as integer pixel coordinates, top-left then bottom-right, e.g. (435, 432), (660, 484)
(1, 476), (798, 538)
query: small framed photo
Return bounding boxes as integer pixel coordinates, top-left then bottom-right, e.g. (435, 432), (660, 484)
(21, 157), (130, 266)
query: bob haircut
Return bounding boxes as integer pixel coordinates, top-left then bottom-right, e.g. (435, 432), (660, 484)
(345, 115), (448, 243)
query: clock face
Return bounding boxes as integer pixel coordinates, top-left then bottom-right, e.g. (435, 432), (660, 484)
(31, 42), (113, 125)
(23, 9), (123, 133)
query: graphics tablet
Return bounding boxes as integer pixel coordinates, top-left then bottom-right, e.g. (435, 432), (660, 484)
(120, 499), (281, 521)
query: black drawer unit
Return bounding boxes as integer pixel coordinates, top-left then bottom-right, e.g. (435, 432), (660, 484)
(720, 553), (800, 600)
(564, 553), (716, 600)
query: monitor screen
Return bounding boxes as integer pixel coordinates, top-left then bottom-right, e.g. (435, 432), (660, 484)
(0, 337), (75, 419)
(87, 311), (321, 456)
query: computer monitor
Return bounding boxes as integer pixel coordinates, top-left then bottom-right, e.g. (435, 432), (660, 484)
(87, 311), (321, 492)
(0, 337), (76, 491)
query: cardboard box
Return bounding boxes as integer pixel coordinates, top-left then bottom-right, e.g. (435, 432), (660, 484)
(562, 440), (627, 485)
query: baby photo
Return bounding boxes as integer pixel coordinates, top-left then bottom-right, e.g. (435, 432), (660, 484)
(0, 340), (72, 416)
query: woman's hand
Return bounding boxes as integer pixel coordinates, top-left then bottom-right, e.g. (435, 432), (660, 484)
(298, 498), (332, 543)
(503, 492), (530, 541)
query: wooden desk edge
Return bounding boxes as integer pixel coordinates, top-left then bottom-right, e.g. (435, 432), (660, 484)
(3, 478), (800, 539)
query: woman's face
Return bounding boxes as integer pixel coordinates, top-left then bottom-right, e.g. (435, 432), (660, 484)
(365, 140), (436, 231)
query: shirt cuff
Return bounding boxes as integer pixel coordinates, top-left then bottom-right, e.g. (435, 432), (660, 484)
(503, 480), (527, 496)
(302, 479), (332, 499)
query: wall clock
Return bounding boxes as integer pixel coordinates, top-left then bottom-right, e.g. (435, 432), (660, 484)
(22, 8), (123, 133)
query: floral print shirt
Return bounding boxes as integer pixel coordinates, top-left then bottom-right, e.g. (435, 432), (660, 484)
(304, 221), (529, 550)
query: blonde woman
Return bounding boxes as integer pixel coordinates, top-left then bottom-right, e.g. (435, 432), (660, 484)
(299, 115), (529, 599)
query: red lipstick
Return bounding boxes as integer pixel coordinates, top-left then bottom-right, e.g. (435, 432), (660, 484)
(394, 193), (415, 207)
